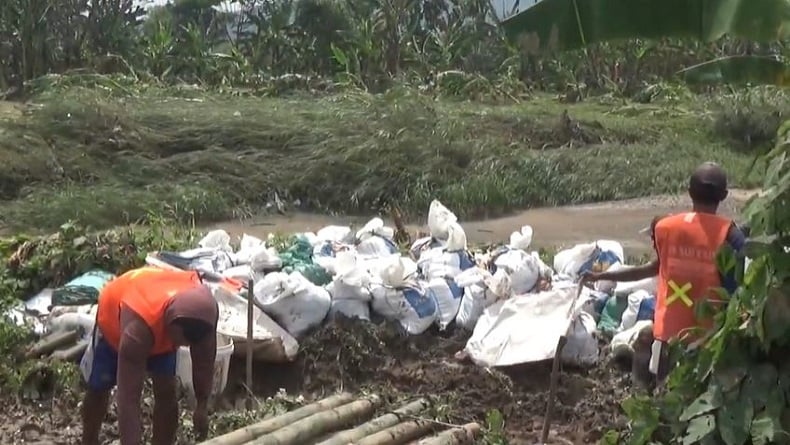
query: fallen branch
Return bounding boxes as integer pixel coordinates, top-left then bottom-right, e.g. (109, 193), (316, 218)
(50, 340), (87, 362)
(248, 395), (382, 445)
(25, 330), (80, 359)
(355, 420), (436, 445)
(199, 393), (354, 445)
(418, 423), (481, 445)
(316, 398), (430, 445)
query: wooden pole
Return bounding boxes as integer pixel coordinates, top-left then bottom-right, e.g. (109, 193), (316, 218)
(246, 278), (254, 410)
(541, 283), (581, 443)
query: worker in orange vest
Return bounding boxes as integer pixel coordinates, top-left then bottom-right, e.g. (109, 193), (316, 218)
(583, 162), (745, 383)
(80, 266), (219, 445)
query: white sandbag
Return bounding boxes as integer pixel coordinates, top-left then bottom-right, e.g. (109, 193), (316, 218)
(553, 243), (597, 278)
(327, 251), (372, 301)
(370, 285), (437, 335)
(356, 217), (396, 241)
(464, 287), (586, 367)
(357, 236), (398, 258)
(409, 236), (443, 260)
(425, 278), (464, 330)
(595, 263), (630, 294)
(453, 267), (488, 288)
(560, 312), (599, 367)
(316, 225), (354, 244)
(222, 264), (253, 282)
(553, 241), (624, 280)
(493, 249), (541, 294)
(212, 285), (298, 362)
(377, 256), (419, 288)
(417, 247), (474, 281)
(235, 234), (265, 264)
(446, 221), (467, 252)
(611, 320), (653, 359)
(614, 276), (657, 297)
(199, 230), (232, 252)
(455, 284), (499, 330)
(428, 200), (457, 240)
(253, 271), (331, 338)
(619, 290), (651, 331)
(329, 299), (370, 321)
(508, 225), (534, 250)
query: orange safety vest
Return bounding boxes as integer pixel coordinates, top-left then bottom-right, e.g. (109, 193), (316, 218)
(96, 267), (203, 355)
(653, 212), (732, 342)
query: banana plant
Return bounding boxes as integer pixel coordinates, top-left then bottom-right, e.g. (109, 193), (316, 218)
(501, 0), (790, 85)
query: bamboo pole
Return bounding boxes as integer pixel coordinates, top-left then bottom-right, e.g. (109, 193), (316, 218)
(25, 330), (80, 358)
(50, 340), (87, 362)
(418, 423), (481, 445)
(246, 278), (254, 410)
(198, 393), (355, 445)
(316, 398), (430, 445)
(248, 395), (382, 445)
(354, 420), (435, 445)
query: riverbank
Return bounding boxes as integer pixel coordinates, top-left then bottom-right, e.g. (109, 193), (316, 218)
(0, 82), (773, 232)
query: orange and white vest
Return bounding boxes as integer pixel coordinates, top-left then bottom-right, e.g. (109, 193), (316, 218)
(653, 212), (731, 342)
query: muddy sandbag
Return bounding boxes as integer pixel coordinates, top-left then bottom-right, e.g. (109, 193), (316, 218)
(328, 298), (370, 321)
(51, 270), (115, 306)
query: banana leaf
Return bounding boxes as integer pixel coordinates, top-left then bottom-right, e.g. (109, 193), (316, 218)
(678, 56), (790, 86)
(502, 0), (790, 54)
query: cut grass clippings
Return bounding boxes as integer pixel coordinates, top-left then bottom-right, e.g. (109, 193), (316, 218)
(0, 84), (768, 232)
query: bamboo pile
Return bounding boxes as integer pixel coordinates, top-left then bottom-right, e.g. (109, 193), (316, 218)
(197, 394), (482, 445)
(25, 329), (86, 362)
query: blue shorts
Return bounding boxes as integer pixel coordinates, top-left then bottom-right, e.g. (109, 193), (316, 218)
(81, 331), (177, 392)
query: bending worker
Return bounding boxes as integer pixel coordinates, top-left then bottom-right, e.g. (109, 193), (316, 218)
(80, 266), (219, 445)
(583, 162), (745, 382)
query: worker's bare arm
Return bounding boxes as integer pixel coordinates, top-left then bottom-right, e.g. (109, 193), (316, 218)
(117, 308), (154, 445)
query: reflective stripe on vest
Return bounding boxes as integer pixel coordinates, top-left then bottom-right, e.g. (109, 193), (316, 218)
(666, 280), (693, 307)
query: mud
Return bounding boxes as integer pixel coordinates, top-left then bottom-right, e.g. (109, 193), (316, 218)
(222, 318), (631, 444)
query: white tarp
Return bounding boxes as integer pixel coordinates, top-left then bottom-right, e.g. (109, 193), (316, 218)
(212, 285), (299, 362)
(464, 285), (594, 367)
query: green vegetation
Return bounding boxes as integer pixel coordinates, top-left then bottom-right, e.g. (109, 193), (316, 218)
(1, 80), (785, 232)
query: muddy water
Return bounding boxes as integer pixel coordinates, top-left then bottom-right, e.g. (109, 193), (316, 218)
(208, 190), (756, 256)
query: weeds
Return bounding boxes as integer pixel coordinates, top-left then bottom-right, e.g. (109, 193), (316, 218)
(0, 83), (764, 232)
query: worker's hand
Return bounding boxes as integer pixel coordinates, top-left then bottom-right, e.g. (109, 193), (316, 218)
(580, 271), (601, 284)
(193, 402), (209, 440)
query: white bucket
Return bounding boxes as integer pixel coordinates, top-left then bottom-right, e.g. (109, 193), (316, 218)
(175, 333), (234, 399)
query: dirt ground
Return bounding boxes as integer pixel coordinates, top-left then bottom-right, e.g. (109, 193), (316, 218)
(0, 191), (757, 444)
(221, 318), (630, 445)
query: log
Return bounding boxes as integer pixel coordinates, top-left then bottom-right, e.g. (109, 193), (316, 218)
(418, 423), (481, 445)
(25, 330), (80, 358)
(50, 340), (87, 362)
(198, 393), (355, 445)
(316, 398), (430, 445)
(354, 420), (435, 445)
(248, 395), (382, 445)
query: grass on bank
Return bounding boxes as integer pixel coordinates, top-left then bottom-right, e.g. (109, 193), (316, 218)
(0, 80), (785, 232)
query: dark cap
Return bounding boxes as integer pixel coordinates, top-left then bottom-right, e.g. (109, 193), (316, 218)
(689, 162), (728, 192)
